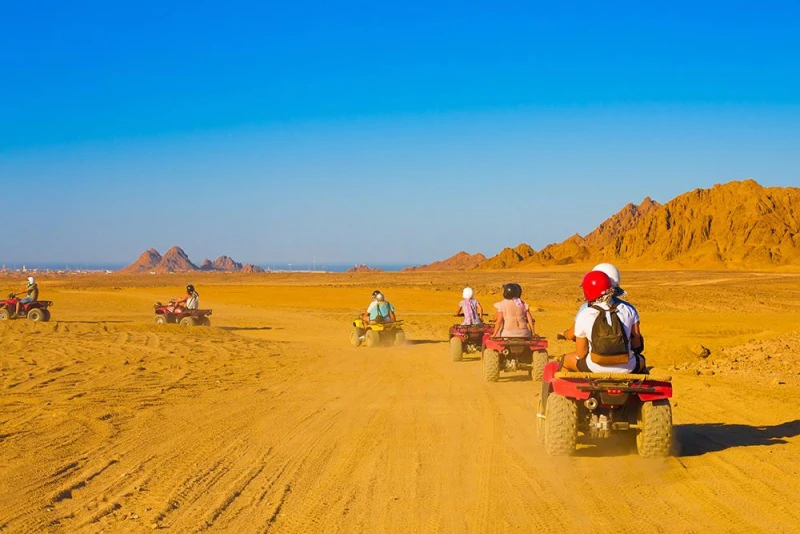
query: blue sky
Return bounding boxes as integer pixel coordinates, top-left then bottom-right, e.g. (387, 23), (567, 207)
(2, 1), (799, 265)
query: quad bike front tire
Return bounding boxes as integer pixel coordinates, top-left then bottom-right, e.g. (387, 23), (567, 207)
(544, 394), (577, 456)
(483, 349), (500, 382)
(532, 351), (548, 381)
(199, 317), (211, 327)
(393, 331), (406, 346)
(350, 329), (363, 347)
(154, 315), (169, 325)
(450, 337), (463, 362)
(179, 316), (197, 327)
(42, 309), (51, 322)
(365, 330), (380, 348)
(27, 308), (45, 322)
(636, 400), (673, 458)
(0, 308), (10, 321)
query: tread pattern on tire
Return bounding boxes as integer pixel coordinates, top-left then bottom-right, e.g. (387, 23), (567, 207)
(450, 337), (463, 362)
(483, 349), (500, 382)
(637, 400), (673, 458)
(532, 351), (548, 381)
(545, 394), (577, 456)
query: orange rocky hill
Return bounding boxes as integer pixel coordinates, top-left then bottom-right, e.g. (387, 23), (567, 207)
(403, 251), (486, 272)
(120, 247), (258, 273)
(430, 179), (800, 271)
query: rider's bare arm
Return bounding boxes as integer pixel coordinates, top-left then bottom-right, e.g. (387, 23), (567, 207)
(526, 309), (536, 334)
(492, 312), (504, 336)
(630, 322), (644, 353)
(477, 302), (484, 316)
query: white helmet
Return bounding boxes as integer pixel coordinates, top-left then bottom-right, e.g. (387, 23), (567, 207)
(592, 263), (620, 288)
(27, 276), (35, 285)
(462, 287), (474, 299)
(375, 292), (385, 302)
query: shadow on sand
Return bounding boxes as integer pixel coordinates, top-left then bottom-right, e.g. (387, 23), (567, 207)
(674, 420), (800, 457)
(407, 339), (442, 345)
(219, 326), (275, 332)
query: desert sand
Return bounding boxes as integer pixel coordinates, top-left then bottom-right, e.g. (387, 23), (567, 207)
(2, 270), (800, 532)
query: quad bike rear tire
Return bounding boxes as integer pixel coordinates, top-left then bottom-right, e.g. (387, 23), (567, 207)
(393, 331), (406, 346)
(27, 308), (45, 322)
(450, 337), (463, 362)
(532, 351), (548, 381)
(365, 330), (380, 348)
(636, 400), (672, 458)
(544, 394), (577, 456)
(350, 329), (363, 347)
(483, 349), (500, 382)
(0, 308), (10, 321)
(154, 315), (169, 325)
(42, 309), (51, 322)
(179, 316), (197, 327)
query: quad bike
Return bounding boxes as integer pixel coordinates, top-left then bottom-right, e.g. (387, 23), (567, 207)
(537, 361), (673, 457)
(350, 317), (406, 348)
(481, 333), (549, 381)
(449, 314), (493, 362)
(0, 293), (53, 322)
(153, 301), (212, 327)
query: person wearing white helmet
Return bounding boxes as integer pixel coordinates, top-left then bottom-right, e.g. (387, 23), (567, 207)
(15, 276), (39, 317)
(455, 286), (484, 325)
(558, 263), (638, 344)
(365, 292), (396, 324)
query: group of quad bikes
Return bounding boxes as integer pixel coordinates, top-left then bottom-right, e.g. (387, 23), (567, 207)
(448, 314), (673, 458)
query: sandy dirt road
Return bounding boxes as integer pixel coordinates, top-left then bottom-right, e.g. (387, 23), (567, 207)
(2, 272), (800, 532)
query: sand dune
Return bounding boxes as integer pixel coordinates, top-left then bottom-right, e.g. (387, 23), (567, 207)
(1, 271), (800, 531)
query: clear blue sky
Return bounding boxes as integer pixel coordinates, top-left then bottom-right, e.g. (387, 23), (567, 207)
(2, 1), (799, 266)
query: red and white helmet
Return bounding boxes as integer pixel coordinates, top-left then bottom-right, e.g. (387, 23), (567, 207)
(591, 263), (621, 288)
(581, 271), (613, 302)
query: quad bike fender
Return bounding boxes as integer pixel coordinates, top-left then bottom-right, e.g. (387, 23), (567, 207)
(543, 360), (560, 383)
(551, 378), (592, 400)
(636, 382), (673, 401)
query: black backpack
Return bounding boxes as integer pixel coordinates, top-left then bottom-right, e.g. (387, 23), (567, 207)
(589, 304), (629, 357)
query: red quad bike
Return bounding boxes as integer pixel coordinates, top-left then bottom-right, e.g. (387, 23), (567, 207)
(0, 294), (53, 322)
(449, 314), (494, 362)
(537, 361), (673, 457)
(481, 333), (549, 381)
(153, 301), (212, 327)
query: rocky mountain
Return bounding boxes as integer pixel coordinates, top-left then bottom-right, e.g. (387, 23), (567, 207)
(122, 248), (258, 273)
(347, 264), (383, 273)
(424, 180), (800, 270)
(478, 244), (536, 269)
(241, 263), (266, 273)
(119, 248), (162, 273)
(199, 256), (243, 271)
(154, 246), (198, 273)
(403, 251), (486, 272)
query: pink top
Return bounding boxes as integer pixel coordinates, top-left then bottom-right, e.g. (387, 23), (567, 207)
(494, 298), (531, 337)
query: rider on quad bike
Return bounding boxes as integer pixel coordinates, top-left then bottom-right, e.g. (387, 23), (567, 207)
(455, 287), (484, 325)
(15, 276), (39, 317)
(481, 283), (548, 381)
(492, 283), (536, 338)
(562, 270), (646, 374)
(558, 263), (631, 342)
(170, 284), (200, 312)
(351, 291), (405, 347)
(449, 287), (492, 361)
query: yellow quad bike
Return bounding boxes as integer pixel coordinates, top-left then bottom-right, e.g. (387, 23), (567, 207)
(350, 317), (406, 347)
